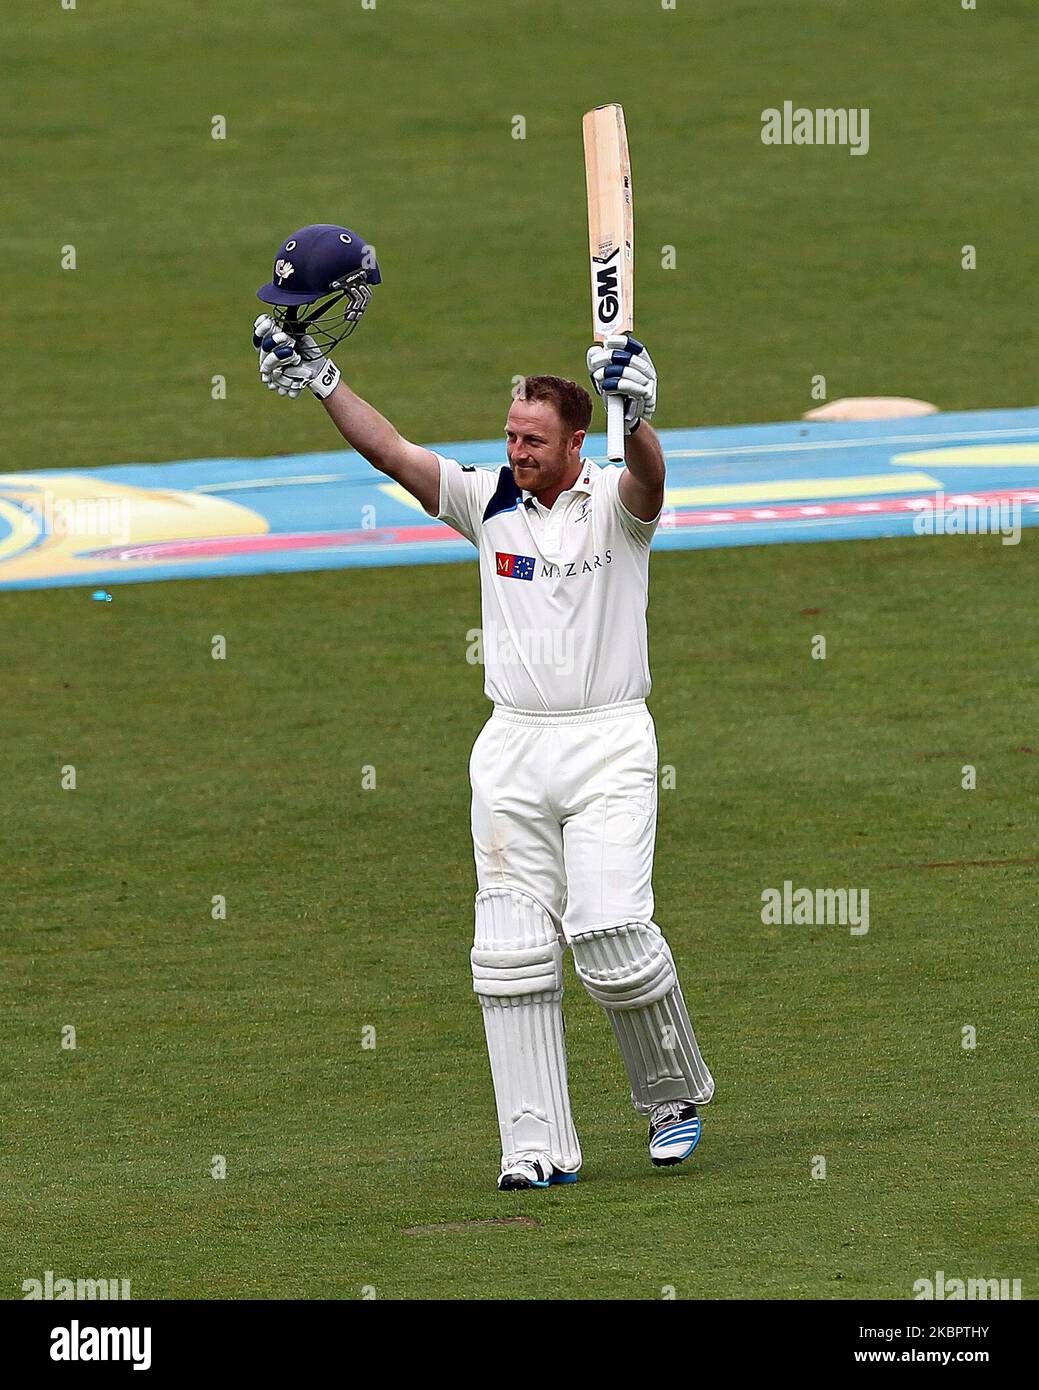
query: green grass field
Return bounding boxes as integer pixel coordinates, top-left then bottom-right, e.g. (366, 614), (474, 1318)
(2, 1), (1037, 1300)
(3, 538), (1037, 1299)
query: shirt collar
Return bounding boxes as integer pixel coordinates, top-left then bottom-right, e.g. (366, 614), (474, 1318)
(521, 458), (599, 507)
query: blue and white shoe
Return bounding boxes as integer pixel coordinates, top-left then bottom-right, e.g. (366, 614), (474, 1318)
(649, 1101), (702, 1166)
(497, 1154), (580, 1191)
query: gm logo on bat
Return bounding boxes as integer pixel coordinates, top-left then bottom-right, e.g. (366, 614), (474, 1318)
(594, 250), (621, 326)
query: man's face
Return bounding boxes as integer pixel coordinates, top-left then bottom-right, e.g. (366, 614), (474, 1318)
(505, 399), (584, 496)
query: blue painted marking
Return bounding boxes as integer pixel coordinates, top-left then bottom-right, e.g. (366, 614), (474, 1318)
(1, 408), (1037, 589)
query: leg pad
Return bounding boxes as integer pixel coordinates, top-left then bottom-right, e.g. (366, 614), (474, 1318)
(571, 921), (715, 1115)
(471, 887), (581, 1171)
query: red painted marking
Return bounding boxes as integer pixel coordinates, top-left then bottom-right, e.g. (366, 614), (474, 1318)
(78, 487), (1039, 563)
(82, 523), (462, 561)
(669, 488), (1039, 528)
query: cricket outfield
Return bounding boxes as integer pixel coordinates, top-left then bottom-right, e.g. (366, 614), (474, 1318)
(1, 0), (1035, 1302)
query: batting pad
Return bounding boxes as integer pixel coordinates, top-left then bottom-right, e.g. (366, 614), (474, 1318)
(471, 887), (582, 1172)
(571, 922), (715, 1115)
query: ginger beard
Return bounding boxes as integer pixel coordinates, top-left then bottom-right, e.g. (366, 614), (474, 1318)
(505, 399), (586, 505)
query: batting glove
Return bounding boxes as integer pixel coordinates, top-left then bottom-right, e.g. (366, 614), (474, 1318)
(587, 334), (657, 433)
(253, 314), (342, 400)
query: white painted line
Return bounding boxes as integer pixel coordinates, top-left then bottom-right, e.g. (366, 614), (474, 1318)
(195, 474), (351, 493)
(664, 425), (1039, 461)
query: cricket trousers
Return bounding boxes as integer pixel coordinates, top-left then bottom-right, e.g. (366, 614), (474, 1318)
(468, 698), (714, 1170)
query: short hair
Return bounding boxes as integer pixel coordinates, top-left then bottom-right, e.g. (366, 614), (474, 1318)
(520, 376), (593, 436)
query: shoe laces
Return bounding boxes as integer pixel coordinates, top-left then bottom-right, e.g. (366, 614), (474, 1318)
(503, 1153), (550, 1179)
(651, 1101), (690, 1127)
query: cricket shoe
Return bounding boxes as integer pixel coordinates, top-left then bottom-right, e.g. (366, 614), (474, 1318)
(497, 1154), (579, 1191)
(649, 1101), (702, 1166)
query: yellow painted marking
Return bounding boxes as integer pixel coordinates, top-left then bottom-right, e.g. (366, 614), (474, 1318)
(379, 482), (430, 513)
(0, 472), (268, 581)
(0, 499), (40, 561)
(665, 472), (941, 507)
(891, 446), (1039, 468)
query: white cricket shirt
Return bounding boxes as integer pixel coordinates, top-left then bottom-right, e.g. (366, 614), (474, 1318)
(433, 454), (661, 711)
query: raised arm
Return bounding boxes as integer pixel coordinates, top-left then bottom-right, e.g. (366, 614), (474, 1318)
(587, 333), (663, 520)
(254, 312), (441, 517)
(250, 224), (446, 512)
(618, 419), (665, 521)
(320, 380), (440, 517)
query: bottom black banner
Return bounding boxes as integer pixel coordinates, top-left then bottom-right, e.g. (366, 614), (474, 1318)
(1, 1299), (1027, 1373)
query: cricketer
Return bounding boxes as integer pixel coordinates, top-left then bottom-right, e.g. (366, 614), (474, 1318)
(254, 224), (714, 1190)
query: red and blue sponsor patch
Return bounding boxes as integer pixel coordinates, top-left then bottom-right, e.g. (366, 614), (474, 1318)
(495, 551), (536, 580)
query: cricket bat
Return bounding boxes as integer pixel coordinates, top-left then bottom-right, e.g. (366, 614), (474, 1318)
(583, 103), (633, 462)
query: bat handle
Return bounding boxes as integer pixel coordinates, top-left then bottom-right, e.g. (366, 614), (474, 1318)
(606, 393), (625, 462)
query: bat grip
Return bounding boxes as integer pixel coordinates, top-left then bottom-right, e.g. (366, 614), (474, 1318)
(606, 393), (625, 462)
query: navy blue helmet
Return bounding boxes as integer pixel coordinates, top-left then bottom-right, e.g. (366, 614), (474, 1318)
(257, 224), (381, 353)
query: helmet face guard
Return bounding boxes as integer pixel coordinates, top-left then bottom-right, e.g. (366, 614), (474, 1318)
(273, 272), (374, 355)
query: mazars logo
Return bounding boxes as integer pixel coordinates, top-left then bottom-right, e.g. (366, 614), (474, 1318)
(495, 552), (536, 581)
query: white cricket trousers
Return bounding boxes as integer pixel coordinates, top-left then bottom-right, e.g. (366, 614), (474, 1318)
(469, 698), (658, 941)
(469, 699), (715, 1156)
